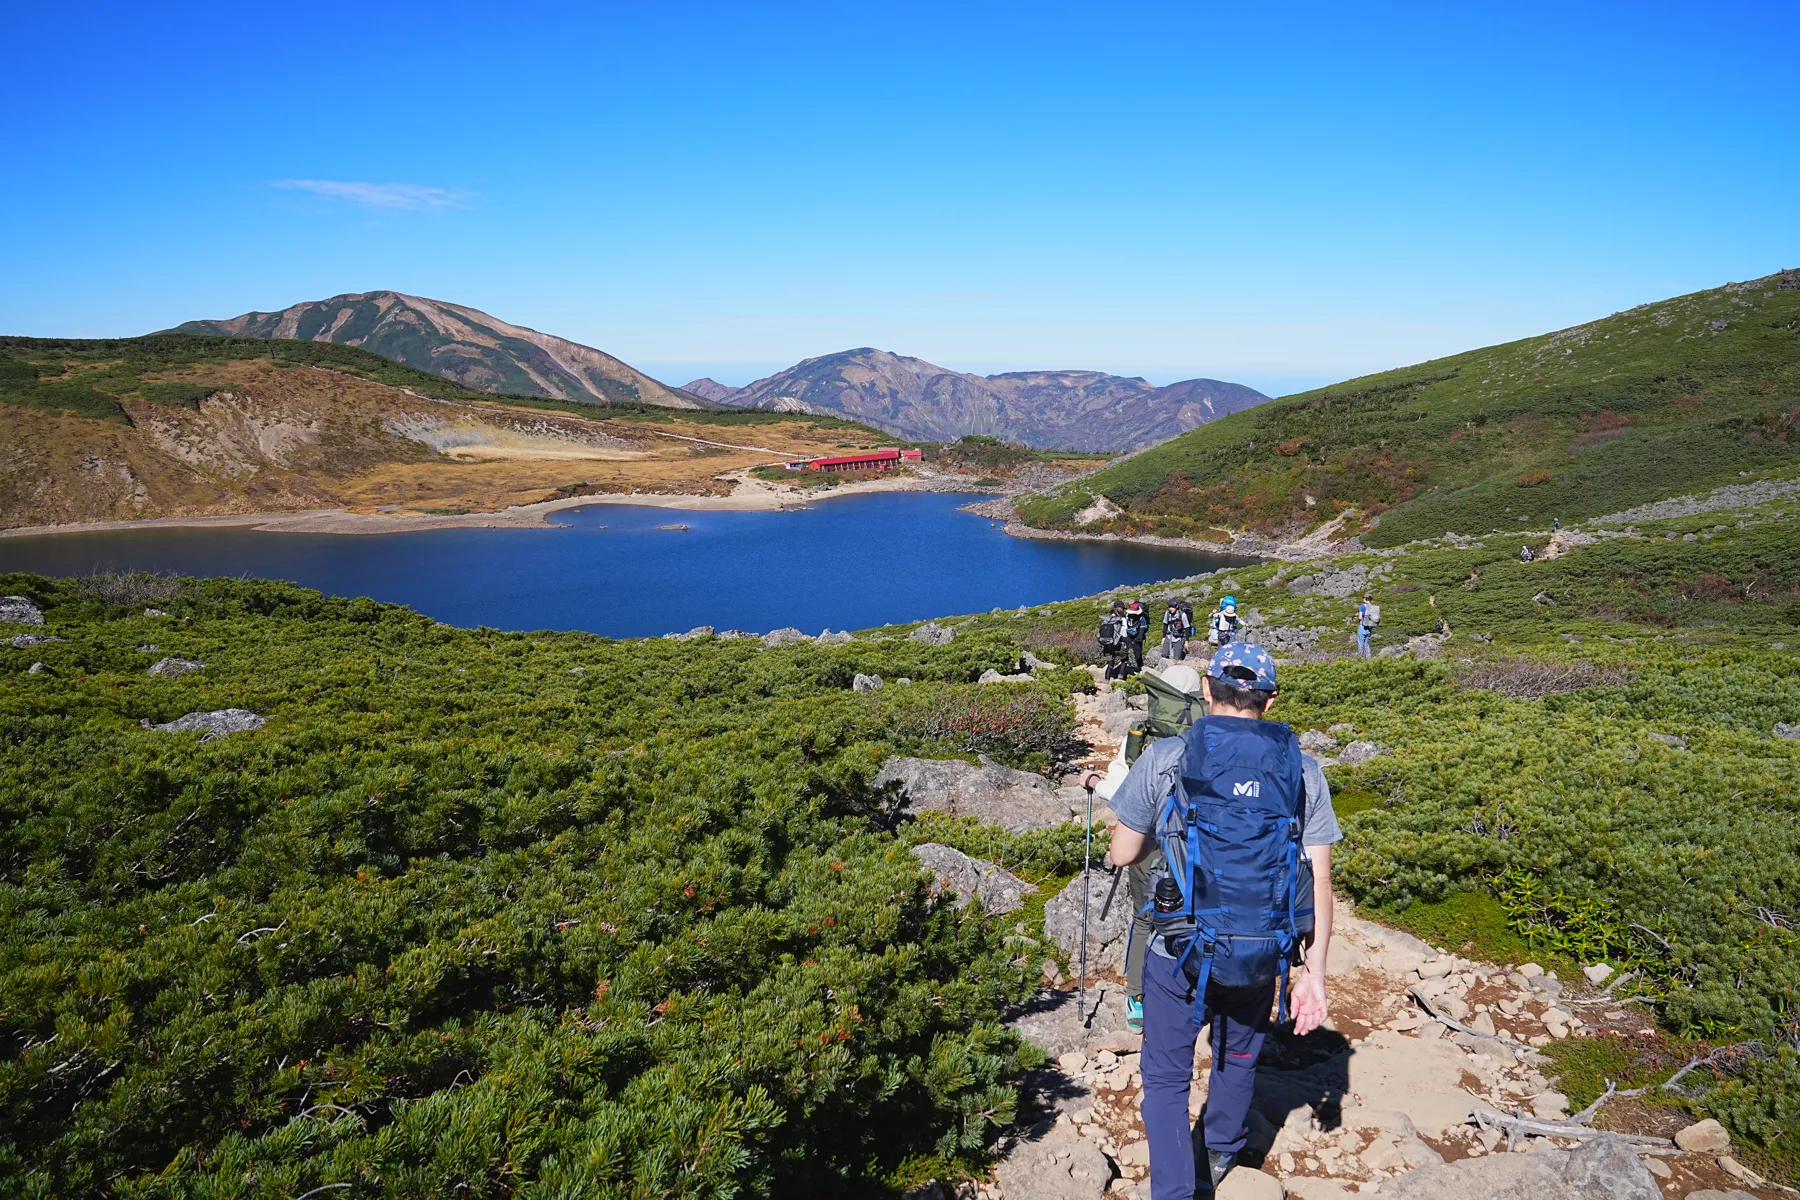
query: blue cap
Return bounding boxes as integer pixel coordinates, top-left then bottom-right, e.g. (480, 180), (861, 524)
(1206, 642), (1278, 691)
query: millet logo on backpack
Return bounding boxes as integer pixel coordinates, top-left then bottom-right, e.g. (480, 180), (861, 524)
(1231, 780), (1260, 798)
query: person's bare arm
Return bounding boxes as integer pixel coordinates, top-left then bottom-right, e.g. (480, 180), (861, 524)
(1290, 844), (1333, 1035)
(1108, 823), (1148, 868)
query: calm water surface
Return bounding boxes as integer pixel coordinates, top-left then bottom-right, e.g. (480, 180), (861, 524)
(0, 494), (1250, 638)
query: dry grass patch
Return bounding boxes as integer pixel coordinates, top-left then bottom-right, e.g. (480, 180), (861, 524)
(1456, 658), (1637, 699)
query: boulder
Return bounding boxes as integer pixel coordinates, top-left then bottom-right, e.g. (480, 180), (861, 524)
(995, 1121), (1111, 1200)
(979, 669), (1034, 684)
(817, 629), (855, 645)
(1332, 741), (1385, 767)
(1378, 634), (1448, 660)
(853, 673), (884, 692)
(1673, 1118), (1730, 1153)
(27, 661), (48, 675)
(1581, 963), (1614, 985)
(1215, 1167), (1284, 1199)
(1021, 651), (1054, 671)
(1560, 1134), (1660, 1200)
(762, 627), (811, 647)
(667, 626), (714, 641)
(1288, 565), (1369, 599)
(876, 756), (1077, 831)
(1298, 729), (1339, 754)
(141, 709), (266, 740)
(1774, 722), (1800, 741)
(0, 596), (45, 626)
(714, 630), (751, 640)
(909, 623), (956, 645)
(1043, 871), (1132, 972)
(1683, 1192), (1755, 1200)
(910, 843), (1036, 915)
(148, 657), (204, 678)
(8, 634), (66, 648)
(1382, 1153), (1572, 1200)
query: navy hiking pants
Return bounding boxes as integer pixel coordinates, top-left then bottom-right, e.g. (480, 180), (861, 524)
(1140, 950), (1275, 1200)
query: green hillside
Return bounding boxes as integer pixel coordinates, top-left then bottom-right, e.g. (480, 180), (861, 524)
(1015, 268), (1800, 546)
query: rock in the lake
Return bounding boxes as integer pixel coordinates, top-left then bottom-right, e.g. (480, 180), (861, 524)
(910, 843), (1036, 915)
(148, 657), (204, 678)
(761, 627), (811, 647)
(875, 756), (1077, 831)
(10, 634), (67, 648)
(1560, 1133), (1660, 1200)
(908, 622), (956, 645)
(1043, 871), (1131, 971)
(141, 709), (266, 740)
(853, 673), (884, 692)
(0, 596), (45, 626)
(1674, 1118), (1730, 1153)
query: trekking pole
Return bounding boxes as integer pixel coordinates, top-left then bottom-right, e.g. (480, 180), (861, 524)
(1079, 776), (1094, 1029)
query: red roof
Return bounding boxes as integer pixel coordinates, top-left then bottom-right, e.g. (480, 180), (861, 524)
(808, 448), (903, 469)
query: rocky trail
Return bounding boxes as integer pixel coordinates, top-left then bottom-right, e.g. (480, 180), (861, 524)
(894, 671), (1787, 1200)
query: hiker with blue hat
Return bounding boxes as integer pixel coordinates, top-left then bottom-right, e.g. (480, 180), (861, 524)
(1105, 642), (1342, 1198)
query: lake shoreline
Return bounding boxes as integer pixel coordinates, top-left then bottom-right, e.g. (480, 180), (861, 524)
(960, 497), (1356, 563)
(0, 473), (995, 541)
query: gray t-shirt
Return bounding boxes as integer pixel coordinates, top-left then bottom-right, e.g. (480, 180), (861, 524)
(1110, 729), (1342, 848)
(1111, 727), (1340, 959)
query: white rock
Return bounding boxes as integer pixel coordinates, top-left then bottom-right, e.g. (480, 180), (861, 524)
(1674, 1118), (1731, 1153)
(1582, 962), (1614, 985)
(1531, 1091), (1569, 1119)
(1416, 959), (1453, 980)
(1518, 962), (1545, 979)
(1215, 1167), (1285, 1199)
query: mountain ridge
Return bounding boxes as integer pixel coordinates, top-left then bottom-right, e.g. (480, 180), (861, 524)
(171, 291), (708, 410)
(1013, 267), (1800, 546)
(719, 347), (1270, 451)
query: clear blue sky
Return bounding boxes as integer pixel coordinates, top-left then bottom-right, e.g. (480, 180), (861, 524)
(4, 2), (1795, 396)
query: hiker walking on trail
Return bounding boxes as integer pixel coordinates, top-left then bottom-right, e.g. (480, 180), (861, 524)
(1106, 644), (1341, 1200)
(1088, 663), (1206, 1032)
(1098, 600), (1133, 680)
(1356, 593), (1380, 659)
(1207, 596), (1239, 648)
(1124, 600), (1151, 672)
(1161, 599), (1195, 662)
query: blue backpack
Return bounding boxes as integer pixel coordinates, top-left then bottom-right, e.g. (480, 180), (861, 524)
(1147, 714), (1314, 1024)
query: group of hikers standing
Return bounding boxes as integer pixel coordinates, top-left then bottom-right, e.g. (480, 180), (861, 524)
(1083, 596), (1350, 1197)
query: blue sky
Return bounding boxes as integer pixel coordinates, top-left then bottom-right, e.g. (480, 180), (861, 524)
(3, 2), (1794, 397)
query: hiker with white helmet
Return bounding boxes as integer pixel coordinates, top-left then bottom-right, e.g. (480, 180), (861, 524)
(1161, 598), (1195, 662)
(1356, 592), (1380, 659)
(1207, 596), (1239, 648)
(1106, 643), (1341, 1198)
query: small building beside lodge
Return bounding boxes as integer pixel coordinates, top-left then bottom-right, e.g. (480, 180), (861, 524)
(783, 447), (924, 473)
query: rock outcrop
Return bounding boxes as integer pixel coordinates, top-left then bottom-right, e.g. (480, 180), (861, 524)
(141, 709), (266, 739)
(909, 623), (956, 645)
(910, 843), (1036, 915)
(148, 657), (204, 678)
(876, 756), (1077, 831)
(1044, 871), (1132, 972)
(0, 597), (45, 626)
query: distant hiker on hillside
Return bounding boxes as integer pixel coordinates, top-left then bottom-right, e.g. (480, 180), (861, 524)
(1519, 544), (1535, 563)
(1553, 516), (1561, 532)
(1124, 600), (1150, 672)
(1161, 599), (1195, 661)
(1088, 662), (1206, 1032)
(1207, 596), (1239, 648)
(1356, 594), (1380, 659)
(1098, 600), (1132, 680)
(1107, 643), (1341, 1199)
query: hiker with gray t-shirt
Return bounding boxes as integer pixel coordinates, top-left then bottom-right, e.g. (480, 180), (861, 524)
(1106, 642), (1342, 1199)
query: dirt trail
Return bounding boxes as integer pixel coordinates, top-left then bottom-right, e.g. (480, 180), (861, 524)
(962, 675), (1783, 1200)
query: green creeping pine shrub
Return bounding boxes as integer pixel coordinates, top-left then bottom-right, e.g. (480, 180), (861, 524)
(0, 575), (1077, 1198)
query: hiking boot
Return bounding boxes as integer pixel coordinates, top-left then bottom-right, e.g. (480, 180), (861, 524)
(1208, 1150), (1238, 1188)
(1125, 995), (1143, 1032)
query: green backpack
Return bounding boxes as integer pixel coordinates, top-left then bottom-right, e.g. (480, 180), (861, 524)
(1124, 672), (1204, 763)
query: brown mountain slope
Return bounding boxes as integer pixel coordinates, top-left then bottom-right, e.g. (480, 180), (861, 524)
(170, 291), (708, 409)
(721, 348), (1270, 450)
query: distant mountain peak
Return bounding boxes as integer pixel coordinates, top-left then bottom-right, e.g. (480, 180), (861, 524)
(719, 348), (1269, 451)
(170, 291), (704, 409)
(681, 377), (742, 404)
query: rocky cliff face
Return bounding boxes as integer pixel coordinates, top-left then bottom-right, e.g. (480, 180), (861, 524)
(720, 348), (1269, 451)
(172, 292), (705, 409)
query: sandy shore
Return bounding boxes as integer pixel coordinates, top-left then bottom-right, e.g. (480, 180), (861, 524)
(0, 472), (996, 540)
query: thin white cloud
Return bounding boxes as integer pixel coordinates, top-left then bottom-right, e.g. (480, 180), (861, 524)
(270, 179), (476, 210)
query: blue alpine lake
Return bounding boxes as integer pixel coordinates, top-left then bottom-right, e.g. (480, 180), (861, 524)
(0, 493), (1251, 638)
